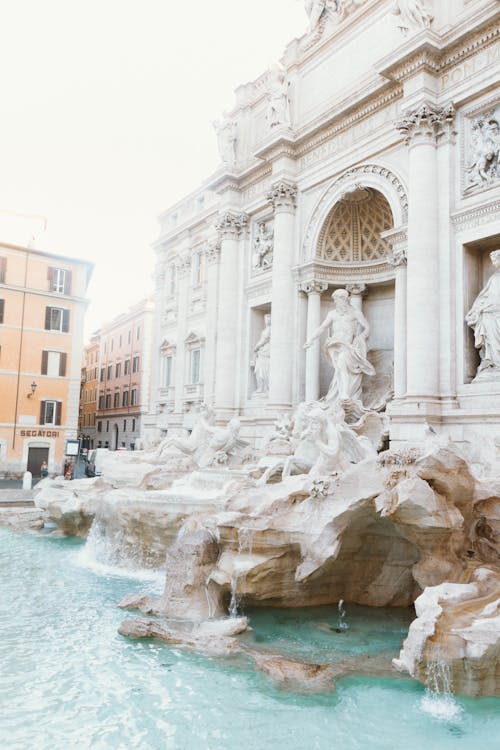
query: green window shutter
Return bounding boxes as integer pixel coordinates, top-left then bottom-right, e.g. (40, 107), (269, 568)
(39, 401), (46, 425)
(41, 351), (48, 375)
(55, 402), (62, 426)
(45, 307), (52, 330)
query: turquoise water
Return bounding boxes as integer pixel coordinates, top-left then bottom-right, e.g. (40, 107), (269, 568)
(1, 528), (499, 750)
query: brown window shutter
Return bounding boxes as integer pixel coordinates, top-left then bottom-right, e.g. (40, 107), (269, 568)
(0, 257), (6, 283)
(62, 309), (70, 332)
(39, 401), (46, 425)
(45, 307), (52, 330)
(0, 299), (4, 324)
(47, 266), (54, 290)
(41, 350), (48, 375)
(59, 352), (67, 377)
(55, 402), (62, 425)
(64, 270), (72, 295)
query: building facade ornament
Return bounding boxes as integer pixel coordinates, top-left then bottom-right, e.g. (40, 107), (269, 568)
(397, 102), (455, 147)
(251, 314), (272, 395)
(267, 180), (298, 213)
(213, 115), (238, 166)
(252, 220), (274, 270)
(215, 211), (249, 239)
(204, 239), (222, 265)
(465, 110), (500, 193)
(175, 256), (191, 279)
(299, 280), (329, 295)
(304, 1), (367, 34)
(266, 64), (292, 129)
(345, 283), (367, 297)
(387, 247), (408, 267)
(465, 249), (500, 382)
(392, 0), (433, 35)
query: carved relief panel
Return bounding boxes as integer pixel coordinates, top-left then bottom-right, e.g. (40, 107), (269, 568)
(463, 103), (500, 196)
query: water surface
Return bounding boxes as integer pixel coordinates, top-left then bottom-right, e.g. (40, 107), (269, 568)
(1, 528), (499, 750)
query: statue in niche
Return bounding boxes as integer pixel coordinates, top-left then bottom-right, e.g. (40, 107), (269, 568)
(213, 115), (237, 166)
(466, 115), (500, 190)
(466, 249), (500, 381)
(391, 0), (433, 34)
(253, 221), (274, 270)
(251, 314), (272, 395)
(266, 64), (291, 129)
(156, 403), (215, 460)
(304, 288), (375, 405)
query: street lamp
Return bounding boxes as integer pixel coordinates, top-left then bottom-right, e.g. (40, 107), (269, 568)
(27, 381), (37, 398)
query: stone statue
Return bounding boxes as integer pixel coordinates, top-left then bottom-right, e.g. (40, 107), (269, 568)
(466, 250), (500, 381)
(251, 315), (271, 395)
(266, 64), (291, 129)
(467, 115), (500, 190)
(309, 404), (376, 477)
(304, 288), (375, 405)
(392, 0), (433, 33)
(304, 0), (327, 31)
(253, 221), (274, 270)
(213, 115), (237, 166)
(156, 403), (215, 461)
(198, 418), (249, 468)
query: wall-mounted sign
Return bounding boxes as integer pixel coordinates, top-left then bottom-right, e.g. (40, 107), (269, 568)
(65, 440), (80, 457)
(20, 430), (60, 438)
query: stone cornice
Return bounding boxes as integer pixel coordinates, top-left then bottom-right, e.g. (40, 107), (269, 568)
(294, 258), (396, 285)
(451, 199), (500, 232)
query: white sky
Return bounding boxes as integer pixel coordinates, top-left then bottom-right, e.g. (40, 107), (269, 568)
(0, 0), (306, 336)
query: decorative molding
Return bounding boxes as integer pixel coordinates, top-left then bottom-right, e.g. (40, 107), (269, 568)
(387, 247), (408, 268)
(203, 239), (222, 265)
(298, 280), (329, 295)
(451, 199), (500, 233)
(346, 282), (367, 296)
(267, 180), (298, 213)
(396, 102), (456, 147)
(215, 211), (249, 239)
(295, 258), (396, 286)
(175, 256), (191, 279)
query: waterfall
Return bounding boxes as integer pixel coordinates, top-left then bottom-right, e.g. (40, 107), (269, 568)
(229, 574), (241, 618)
(419, 656), (463, 720)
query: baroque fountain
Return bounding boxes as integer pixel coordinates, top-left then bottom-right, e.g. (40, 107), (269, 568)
(25, 283), (500, 703)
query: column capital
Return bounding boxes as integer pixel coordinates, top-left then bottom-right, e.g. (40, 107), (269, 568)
(215, 211), (249, 239)
(397, 102), (455, 147)
(299, 280), (328, 295)
(267, 179), (298, 213)
(345, 283), (367, 298)
(203, 239), (222, 265)
(175, 255), (191, 278)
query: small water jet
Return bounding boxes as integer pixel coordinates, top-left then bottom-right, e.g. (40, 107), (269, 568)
(335, 599), (349, 633)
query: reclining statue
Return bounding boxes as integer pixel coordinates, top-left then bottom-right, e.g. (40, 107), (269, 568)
(156, 403), (216, 463)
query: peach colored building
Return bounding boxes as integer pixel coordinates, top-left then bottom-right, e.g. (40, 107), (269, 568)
(78, 333), (100, 450)
(0, 242), (93, 477)
(82, 298), (154, 451)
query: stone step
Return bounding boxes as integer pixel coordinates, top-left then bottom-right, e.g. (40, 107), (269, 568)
(0, 500), (35, 508)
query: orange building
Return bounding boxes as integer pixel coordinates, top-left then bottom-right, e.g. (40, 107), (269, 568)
(78, 333), (100, 450)
(0, 242), (93, 477)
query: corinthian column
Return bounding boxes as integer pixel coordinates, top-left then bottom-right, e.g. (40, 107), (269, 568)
(267, 179), (298, 409)
(397, 103), (452, 401)
(214, 211), (248, 414)
(299, 281), (328, 402)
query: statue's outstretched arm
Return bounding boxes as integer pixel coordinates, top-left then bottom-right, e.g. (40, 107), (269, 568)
(304, 314), (331, 348)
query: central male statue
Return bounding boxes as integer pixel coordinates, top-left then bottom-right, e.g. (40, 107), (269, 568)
(304, 288), (375, 404)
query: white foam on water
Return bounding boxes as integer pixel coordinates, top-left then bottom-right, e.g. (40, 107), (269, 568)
(419, 692), (463, 721)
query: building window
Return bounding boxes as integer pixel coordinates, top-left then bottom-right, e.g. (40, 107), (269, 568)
(0, 299), (4, 324)
(131, 389), (137, 406)
(168, 264), (176, 295)
(40, 400), (61, 426)
(124, 359), (130, 375)
(192, 252), (203, 285)
(132, 418), (136, 432)
(113, 392), (120, 408)
(97, 421), (102, 433)
(44, 307), (70, 332)
(48, 267), (71, 295)
(123, 419), (127, 431)
(41, 351), (67, 377)
(98, 395), (104, 409)
(161, 354), (173, 387)
(115, 362), (121, 378)
(0, 257), (6, 284)
(132, 356), (140, 373)
(122, 390), (129, 407)
(107, 365), (112, 379)
(190, 348), (201, 384)
(136, 327), (140, 340)
(100, 368), (105, 382)
(105, 394), (111, 409)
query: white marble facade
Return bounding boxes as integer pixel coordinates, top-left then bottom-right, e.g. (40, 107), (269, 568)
(146, 0), (500, 447)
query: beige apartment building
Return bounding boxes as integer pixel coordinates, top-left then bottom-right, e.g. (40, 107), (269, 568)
(0, 242), (93, 477)
(82, 298), (154, 451)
